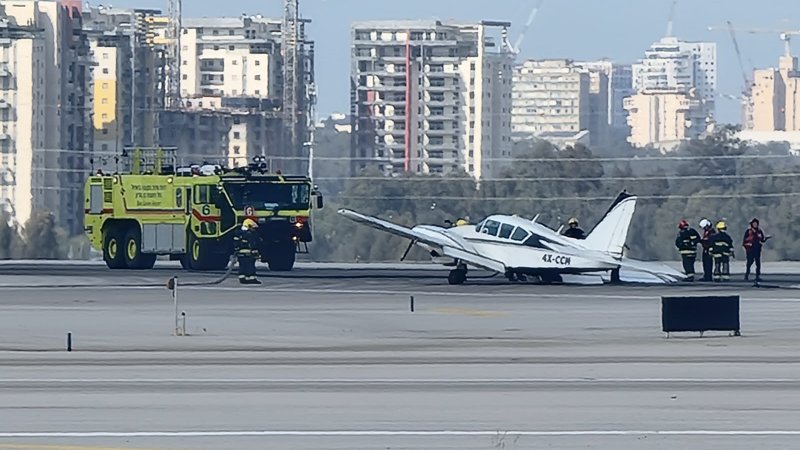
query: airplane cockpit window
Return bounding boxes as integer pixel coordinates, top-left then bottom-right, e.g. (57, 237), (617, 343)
(482, 220), (501, 236)
(474, 219), (486, 233)
(511, 227), (529, 242)
(499, 223), (514, 239)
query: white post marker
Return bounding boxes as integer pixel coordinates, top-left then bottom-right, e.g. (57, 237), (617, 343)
(167, 276), (182, 336)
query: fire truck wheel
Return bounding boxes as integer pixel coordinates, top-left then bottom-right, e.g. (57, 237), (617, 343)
(267, 242), (296, 272)
(103, 227), (126, 269)
(188, 234), (219, 271)
(123, 227), (156, 270)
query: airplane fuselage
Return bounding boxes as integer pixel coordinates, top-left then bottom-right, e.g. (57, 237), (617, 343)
(414, 222), (614, 277)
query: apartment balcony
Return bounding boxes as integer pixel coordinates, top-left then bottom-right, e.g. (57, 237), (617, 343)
(424, 85), (455, 92)
(357, 84), (407, 92)
(423, 99), (459, 107)
(424, 143), (458, 151)
(424, 129), (458, 138)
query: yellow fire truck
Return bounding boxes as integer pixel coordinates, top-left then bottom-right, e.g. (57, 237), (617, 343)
(83, 148), (323, 271)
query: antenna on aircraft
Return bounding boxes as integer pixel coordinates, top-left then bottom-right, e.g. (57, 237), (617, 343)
(531, 214), (540, 223)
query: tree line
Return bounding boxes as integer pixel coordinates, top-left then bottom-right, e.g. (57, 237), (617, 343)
(311, 127), (800, 262)
(0, 211), (91, 260)
(4, 126), (798, 263)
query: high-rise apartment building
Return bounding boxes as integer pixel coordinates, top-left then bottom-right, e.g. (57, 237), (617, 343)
(161, 15), (311, 174)
(576, 61), (633, 132)
(180, 17), (282, 100)
(751, 55), (800, 132)
(632, 37), (716, 120)
(624, 89), (706, 150)
(0, 0), (92, 234)
(83, 6), (168, 156)
(350, 20), (514, 179)
(512, 59), (592, 147)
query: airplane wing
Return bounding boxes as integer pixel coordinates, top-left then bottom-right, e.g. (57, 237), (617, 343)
(615, 258), (686, 283)
(337, 209), (506, 273)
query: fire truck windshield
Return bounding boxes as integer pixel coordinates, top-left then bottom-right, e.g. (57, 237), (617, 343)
(224, 182), (311, 212)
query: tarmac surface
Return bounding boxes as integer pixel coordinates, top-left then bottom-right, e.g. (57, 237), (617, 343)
(3, 261), (800, 449)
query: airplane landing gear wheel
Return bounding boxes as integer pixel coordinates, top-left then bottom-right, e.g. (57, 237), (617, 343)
(506, 272), (528, 283)
(610, 268), (621, 284)
(448, 269), (467, 285)
(540, 273), (563, 285)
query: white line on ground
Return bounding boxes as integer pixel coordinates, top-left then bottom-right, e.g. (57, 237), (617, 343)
(2, 430), (800, 438)
(1, 378), (799, 384)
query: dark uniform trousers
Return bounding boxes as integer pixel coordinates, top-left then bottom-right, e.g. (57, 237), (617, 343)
(745, 247), (762, 280)
(700, 229), (716, 282)
(711, 232), (733, 282)
(702, 250), (714, 282)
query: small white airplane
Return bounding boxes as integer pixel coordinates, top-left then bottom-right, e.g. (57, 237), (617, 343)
(338, 192), (686, 285)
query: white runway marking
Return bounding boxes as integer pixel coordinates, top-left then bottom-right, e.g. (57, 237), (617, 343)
(2, 377), (799, 384)
(2, 430), (800, 438)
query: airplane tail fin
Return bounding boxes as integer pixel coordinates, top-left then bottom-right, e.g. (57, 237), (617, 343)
(582, 192), (637, 258)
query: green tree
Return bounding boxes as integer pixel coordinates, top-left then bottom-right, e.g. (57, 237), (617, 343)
(19, 211), (66, 260)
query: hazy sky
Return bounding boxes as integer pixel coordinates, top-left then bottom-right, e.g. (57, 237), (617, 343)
(108, 0), (800, 124)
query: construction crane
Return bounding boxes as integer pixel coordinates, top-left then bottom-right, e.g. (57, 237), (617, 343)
(708, 24), (800, 58)
(665, 0), (677, 37)
(708, 21), (753, 99)
(166, 0), (181, 109)
(512, 0), (545, 55)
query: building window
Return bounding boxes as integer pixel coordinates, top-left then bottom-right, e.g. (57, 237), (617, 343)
(102, 83), (109, 89)
(102, 128), (109, 135)
(182, 74), (188, 80)
(102, 52), (109, 60)
(232, 60), (238, 65)
(255, 90), (260, 95)
(255, 75), (261, 81)
(233, 132), (241, 139)
(233, 145), (241, 154)
(102, 113), (108, 119)
(229, 45), (234, 51)
(255, 60), (261, 66)
(101, 98), (108, 104)
(102, 68), (109, 74)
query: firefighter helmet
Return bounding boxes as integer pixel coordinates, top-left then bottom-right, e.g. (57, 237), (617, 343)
(568, 218), (579, 226)
(716, 221), (727, 231)
(243, 218), (258, 229)
(678, 219), (689, 229)
(699, 219), (711, 229)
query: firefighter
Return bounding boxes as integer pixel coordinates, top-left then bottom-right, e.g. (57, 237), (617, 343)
(456, 218), (469, 226)
(233, 218), (261, 285)
(698, 218), (716, 282)
(563, 218), (586, 240)
(675, 219), (700, 281)
(711, 221), (734, 282)
(743, 218), (770, 282)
